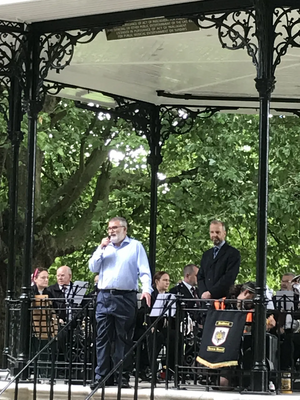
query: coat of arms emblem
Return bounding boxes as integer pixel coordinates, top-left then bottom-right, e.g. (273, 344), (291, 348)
(211, 326), (229, 346)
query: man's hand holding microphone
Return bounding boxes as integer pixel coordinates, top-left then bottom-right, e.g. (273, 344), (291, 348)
(100, 236), (110, 249)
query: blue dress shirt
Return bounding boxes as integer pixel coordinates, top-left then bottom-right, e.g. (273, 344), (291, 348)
(89, 236), (152, 294)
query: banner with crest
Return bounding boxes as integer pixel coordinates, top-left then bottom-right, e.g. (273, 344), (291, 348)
(196, 309), (247, 368)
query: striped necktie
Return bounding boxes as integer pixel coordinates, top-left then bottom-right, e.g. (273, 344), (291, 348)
(213, 247), (219, 259)
(191, 287), (198, 299)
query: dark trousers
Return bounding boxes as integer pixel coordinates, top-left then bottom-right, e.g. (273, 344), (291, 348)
(281, 331), (300, 370)
(95, 291), (136, 380)
(150, 326), (176, 372)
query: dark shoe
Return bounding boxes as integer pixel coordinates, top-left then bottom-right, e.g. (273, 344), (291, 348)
(139, 370), (152, 382)
(90, 380), (101, 391)
(90, 376), (115, 390)
(121, 378), (130, 389)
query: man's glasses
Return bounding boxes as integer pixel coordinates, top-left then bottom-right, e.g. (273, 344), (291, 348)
(107, 226), (125, 232)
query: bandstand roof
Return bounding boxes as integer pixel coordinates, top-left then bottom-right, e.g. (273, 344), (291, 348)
(1, 0), (300, 114)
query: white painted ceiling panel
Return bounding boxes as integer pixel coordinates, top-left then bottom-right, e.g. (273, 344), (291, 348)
(50, 29), (300, 112)
(1, 1), (300, 112)
(0, 0), (201, 23)
(48, 28), (299, 111)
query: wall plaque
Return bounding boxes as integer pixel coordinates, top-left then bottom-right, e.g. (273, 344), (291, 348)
(105, 17), (199, 40)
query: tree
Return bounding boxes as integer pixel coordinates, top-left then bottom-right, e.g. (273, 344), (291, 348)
(1, 99), (300, 366)
(0, 98), (152, 362)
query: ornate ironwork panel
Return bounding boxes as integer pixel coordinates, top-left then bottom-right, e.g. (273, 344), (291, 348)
(193, 10), (258, 67)
(273, 8), (300, 73)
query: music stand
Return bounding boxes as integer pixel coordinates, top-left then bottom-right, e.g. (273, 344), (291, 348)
(274, 290), (295, 329)
(71, 281), (89, 305)
(150, 293), (176, 317)
(274, 290), (295, 311)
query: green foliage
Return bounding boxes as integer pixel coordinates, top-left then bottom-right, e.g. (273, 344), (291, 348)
(2, 99), (300, 292)
(44, 108), (300, 292)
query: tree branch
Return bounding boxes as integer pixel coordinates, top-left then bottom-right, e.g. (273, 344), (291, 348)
(79, 113), (98, 172)
(53, 162), (111, 254)
(38, 147), (108, 230)
(38, 120), (114, 229)
(158, 167), (199, 185)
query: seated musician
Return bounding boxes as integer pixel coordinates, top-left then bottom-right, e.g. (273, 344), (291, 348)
(137, 271), (176, 381)
(212, 282), (275, 389)
(31, 268), (57, 376)
(169, 264), (199, 314)
(32, 267), (51, 296)
(273, 273), (300, 371)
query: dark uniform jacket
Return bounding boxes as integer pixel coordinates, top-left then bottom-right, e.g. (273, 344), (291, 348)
(47, 282), (74, 322)
(198, 242), (240, 299)
(169, 282), (197, 310)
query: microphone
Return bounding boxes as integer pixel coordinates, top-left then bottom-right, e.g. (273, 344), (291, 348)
(102, 235), (111, 250)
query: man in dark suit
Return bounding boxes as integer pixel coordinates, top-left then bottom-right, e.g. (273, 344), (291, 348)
(47, 265), (73, 324)
(198, 220), (240, 300)
(170, 264), (200, 371)
(170, 264), (199, 310)
(47, 265), (76, 365)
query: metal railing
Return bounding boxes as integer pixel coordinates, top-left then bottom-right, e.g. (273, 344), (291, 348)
(1, 294), (300, 397)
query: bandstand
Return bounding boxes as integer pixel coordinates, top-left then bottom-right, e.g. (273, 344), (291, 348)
(1, 0), (300, 398)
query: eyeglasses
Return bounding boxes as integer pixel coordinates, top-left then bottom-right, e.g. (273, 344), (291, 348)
(107, 225), (125, 232)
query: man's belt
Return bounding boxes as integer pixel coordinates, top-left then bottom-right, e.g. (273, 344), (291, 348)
(100, 289), (136, 295)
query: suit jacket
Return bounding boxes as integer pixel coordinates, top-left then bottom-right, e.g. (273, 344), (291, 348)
(47, 282), (74, 322)
(169, 282), (197, 309)
(198, 242), (240, 299)
(170, 282), (199, 321)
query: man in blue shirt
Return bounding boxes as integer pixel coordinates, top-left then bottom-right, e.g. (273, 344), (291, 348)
(89, 216), (152, 389)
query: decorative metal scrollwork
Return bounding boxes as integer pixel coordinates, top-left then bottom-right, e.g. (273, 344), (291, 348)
(0, 20), (24, 32)
(193, 6), (300, 78)
(33, 29), (101, 110)
(43, 81), (65, 96)
(0, 22), (101, 113)
(0, 30), (27, 76)
(0, 75), (10, 124)
(113, 95), (152, 136)
(39, 29), (100, 80)
(273, 8), (300, 73)
(39, 81), (66, 106)
(160, 106), (222, 142)
(193, 10), (258, 67)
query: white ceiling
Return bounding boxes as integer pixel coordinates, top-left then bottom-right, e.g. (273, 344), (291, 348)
(0, 0), (201, 23)
(1, 1), (300, 113)
(47, 24), (300, 114)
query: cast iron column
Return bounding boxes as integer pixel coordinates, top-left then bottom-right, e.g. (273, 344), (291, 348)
(251, 1), (275, 392)
(17, 29), (39, 371)
(147, 105), (161, 275)
(3, 76), (23, 367)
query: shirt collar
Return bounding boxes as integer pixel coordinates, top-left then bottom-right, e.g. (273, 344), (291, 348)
(215, 240), (225, 250)
(109, 235), (130, 248)
(60, 284), (70, 290)
(182, 281), (193, 291)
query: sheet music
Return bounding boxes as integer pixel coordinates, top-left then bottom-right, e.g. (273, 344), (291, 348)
(267, 298), (275, 310)
(274, 290), (295, 310)
(72, 281), (89, 304)
(149, 293), (176, 317)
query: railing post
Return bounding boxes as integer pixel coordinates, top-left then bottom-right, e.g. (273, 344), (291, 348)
(147, 106), (161, 276)
(3, 76), (24, 368)
(251, 1), (275, 392)
(17, 29), (39, 376)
